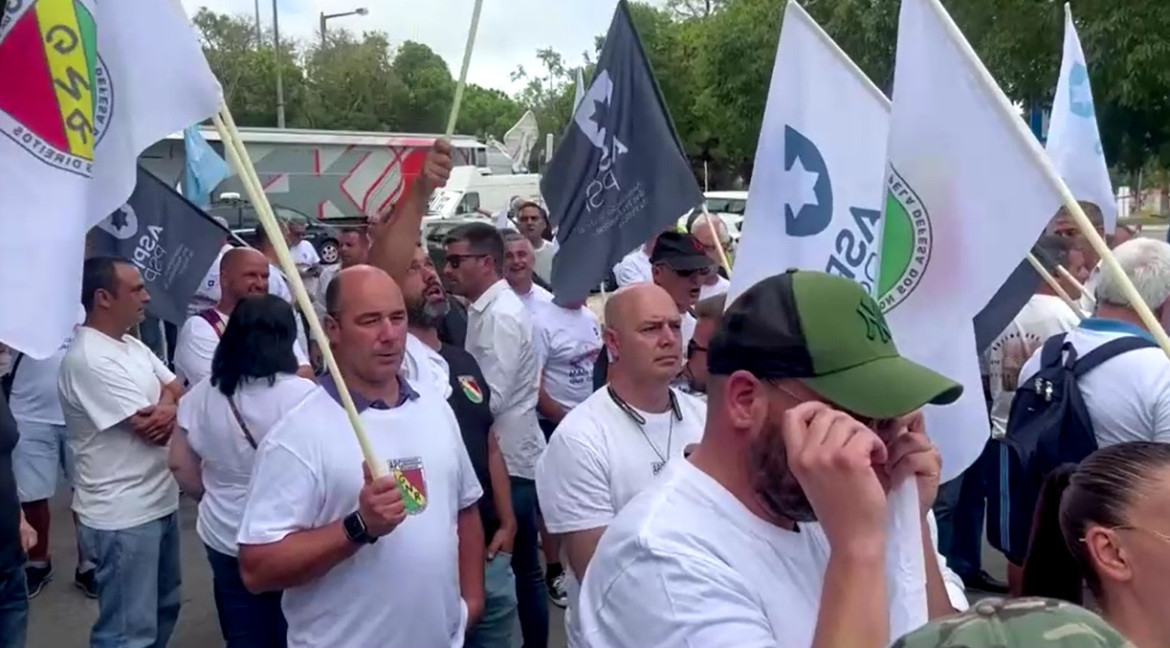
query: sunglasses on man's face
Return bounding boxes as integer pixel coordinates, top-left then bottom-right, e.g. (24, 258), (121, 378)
(673, 266), (713, 279)
(444, 254), (487, 269)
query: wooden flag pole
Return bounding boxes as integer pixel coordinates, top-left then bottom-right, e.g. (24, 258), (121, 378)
(445, 0), (485, 137)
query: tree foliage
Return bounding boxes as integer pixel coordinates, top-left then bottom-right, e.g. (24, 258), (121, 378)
(192, 0), (1170, 180)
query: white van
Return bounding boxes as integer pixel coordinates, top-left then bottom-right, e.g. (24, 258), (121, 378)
(428, 166), (542, 219)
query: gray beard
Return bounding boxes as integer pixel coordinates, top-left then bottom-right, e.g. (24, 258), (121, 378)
(407, 296), (450, 329)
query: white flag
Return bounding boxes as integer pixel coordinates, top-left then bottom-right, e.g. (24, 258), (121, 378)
(883, 0), (1064, 479)
(1046, 3), (1115, 233)
(728, 0), (889, 306)
(0, 0), (221, 357)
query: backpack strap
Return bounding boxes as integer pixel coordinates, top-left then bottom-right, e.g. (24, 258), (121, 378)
(1, 352), (25, 399)
(1038, 333), (1070, 369)
(198, 309), (227, 339)
(1072, 336), (1158, 378)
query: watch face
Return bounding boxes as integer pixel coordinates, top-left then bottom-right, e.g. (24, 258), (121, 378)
(344, 512), (367, 542)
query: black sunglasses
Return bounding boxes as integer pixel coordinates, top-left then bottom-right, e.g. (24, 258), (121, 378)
(444, 253), (488, 269)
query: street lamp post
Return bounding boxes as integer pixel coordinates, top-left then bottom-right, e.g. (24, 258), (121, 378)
(273, 0), (285, 128)
(319, 7), (369, 46)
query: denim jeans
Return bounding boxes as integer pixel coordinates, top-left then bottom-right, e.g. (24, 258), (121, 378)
(510, 477), (548, 648)
(0, 564), (27, 648)
(205, 545), (286, 648)
(464, 552), (517, 648)
(934, 440), (995, 576)
(78, 512), (181, 648)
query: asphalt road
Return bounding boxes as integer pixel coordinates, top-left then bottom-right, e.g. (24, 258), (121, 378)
(27, 491), (568, 648)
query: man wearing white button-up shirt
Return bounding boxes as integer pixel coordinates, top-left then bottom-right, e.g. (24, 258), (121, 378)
(443, 222), (549, 648)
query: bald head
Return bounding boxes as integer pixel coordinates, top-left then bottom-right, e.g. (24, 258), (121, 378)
(325, 264), (402, 317)
(218, 247), (270, 308)
(604, 282), (683, 382)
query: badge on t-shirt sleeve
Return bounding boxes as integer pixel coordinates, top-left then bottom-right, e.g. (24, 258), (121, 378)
(458, 375), (484, 404)
(388, 457), (427, 515)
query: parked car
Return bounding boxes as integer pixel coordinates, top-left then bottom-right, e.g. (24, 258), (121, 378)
(206, 198), (342, 264)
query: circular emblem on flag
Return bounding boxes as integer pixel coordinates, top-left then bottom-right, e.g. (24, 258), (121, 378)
(877, 165), (933, 313)
(458, 375), (484, 404)
(0, 0), (114, 177)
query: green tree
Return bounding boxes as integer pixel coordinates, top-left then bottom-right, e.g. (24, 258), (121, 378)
(387, 41), (458, 132)
(302, 30), (400, 131)
(457, 85), (526, 140)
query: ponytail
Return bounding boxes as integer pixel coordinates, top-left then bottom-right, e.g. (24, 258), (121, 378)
(1021, 464), (1084, 604)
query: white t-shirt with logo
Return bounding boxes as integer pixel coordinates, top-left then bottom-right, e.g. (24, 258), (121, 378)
(1019, 318), (1170, 448)
(535, 386), (706, 647)
(178, 374), (318, 556)
(986, 294), (1081, 437)
(577, 461), (965, 648)
(10, 305), (84, 425)
(238, 388), (482, 648)
(533, 302), (602, 411)
(58, 327), (179, 530)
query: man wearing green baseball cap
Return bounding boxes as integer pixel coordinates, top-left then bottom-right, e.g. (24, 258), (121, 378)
(575, 270), (966, 648)
(894, 597), (1134, 648)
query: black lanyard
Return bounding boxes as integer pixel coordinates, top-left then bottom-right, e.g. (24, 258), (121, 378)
(607, 386), (683, 474)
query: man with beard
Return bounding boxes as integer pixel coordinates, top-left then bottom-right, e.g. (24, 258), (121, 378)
(536, 282), (705, 648)
(400, 245), (520, 648)
(576, 270), (968, 648)
(174, 248), (312, 387)
(237, 265), (485, 648)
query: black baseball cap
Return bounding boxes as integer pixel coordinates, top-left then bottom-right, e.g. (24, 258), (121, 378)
(651, 231), (712, 272)
(708, 270), (963, 419)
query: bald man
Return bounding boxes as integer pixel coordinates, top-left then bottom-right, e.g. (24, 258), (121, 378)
(535, 282), (706, 648)
(174, 248), (312, 387)
(237, 264), (485, 648)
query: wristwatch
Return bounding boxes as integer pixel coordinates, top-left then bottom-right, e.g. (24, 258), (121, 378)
(343, 511), (378, 545)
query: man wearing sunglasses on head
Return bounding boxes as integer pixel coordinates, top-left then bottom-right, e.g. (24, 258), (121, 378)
(649, 231), (715, 354)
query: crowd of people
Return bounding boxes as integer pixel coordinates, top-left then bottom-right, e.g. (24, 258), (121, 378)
(0, 139), (1166, 648)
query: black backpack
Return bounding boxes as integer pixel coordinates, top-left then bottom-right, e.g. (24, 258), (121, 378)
(988, 332), (1156, 564)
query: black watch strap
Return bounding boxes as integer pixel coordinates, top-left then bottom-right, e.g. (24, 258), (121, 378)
(343, 511), (378, 545)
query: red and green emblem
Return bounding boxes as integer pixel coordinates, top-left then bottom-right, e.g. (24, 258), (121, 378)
(388, 457), (427, 515)
(458, 375), (484, 404)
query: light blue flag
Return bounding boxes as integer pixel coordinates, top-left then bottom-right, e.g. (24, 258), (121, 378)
(182, 125), (229, 207)
(1046, 3), (1116, 232)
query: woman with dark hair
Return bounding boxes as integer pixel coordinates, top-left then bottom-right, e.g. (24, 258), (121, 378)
(168, 294), (317, 647)
(1021, 441), (1170, 648)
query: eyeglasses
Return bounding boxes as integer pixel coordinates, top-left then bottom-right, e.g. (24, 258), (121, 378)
(660, 264), (713, 278)
(1110, 525), (1170, 546)
(686, 339), (708, 359)
(444, 254), (487, 269)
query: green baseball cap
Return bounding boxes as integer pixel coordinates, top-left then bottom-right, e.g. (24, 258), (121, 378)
(893, 598), (1134, 648)
(708, 270), (962, 419)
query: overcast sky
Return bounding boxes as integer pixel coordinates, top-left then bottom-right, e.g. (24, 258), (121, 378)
(180, 0), (665, 94)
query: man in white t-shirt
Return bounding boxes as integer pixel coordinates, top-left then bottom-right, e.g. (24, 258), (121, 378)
(443, 222), (548, 647)
(174, 247), (313, 387)
(1019, 238), (1170, 449)
(514, 202), (558, 284)
(578, 270), (969, 648)
(58, 256), (184, 648)
(502, 231), (554, 310)
(238, 266), (484, 648)
(650, 231), (714, 352)
(690, 216), (731, 301)
(536, 283), (705, 647)
(612, 236), (658, 287)
(187, 216), (233, 317)
(253, 223), (311, 359)
(9, 304), (88, 598)
(314, 226), (370, 319)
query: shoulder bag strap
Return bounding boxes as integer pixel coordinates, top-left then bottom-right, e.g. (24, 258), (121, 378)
(198, 309), (227, 339)
(226, 396), (258, 449)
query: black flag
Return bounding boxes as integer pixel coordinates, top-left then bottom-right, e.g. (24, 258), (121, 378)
(542, 0), (703, 303)
(91, 167), (229, 325)
(972, 235), (1075, 352)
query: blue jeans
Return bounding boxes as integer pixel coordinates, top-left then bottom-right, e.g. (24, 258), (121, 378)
(78, 513), (181, 648)
(464, 552), (517, 648)
(0, 565), (27, 648)
(510, 477), (548, 648)
(934, 440), (995, 576)
(205, 545), (287, 648)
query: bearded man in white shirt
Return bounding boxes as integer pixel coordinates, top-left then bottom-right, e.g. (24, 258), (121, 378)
(174, 247), (313, 387)
(536, 282), (706, 647)
(443, 221), (549, 648)
(58, 256), (185, 648)
(577, 270), (969, 648)
(238, 265), (485, 648)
